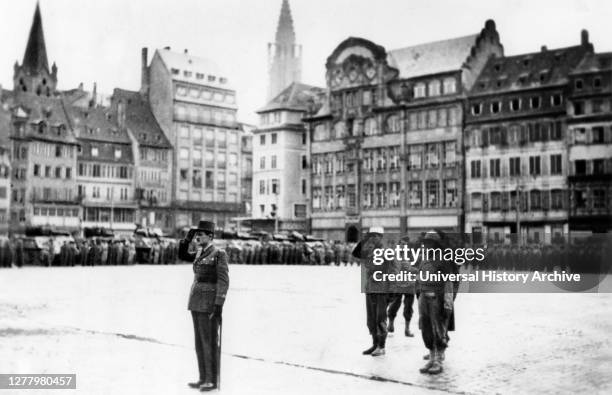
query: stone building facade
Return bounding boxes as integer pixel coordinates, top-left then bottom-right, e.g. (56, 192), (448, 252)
(464, 31), (594, 244)
(143, 47), (243, 230)
(304, 21), (502, 241)
(566, 52), (612, 235)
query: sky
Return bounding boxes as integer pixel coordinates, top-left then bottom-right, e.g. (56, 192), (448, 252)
(1, 0), (611, 124)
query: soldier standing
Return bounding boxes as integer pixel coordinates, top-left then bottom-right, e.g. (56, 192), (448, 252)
(353, 226), (389, 357)
(416, 230), (454, 375)
(387, 237), (417, 337)
(179, 220), (229, 392)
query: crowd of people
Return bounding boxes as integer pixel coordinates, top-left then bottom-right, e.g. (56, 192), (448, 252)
(1, 232), (610, 273)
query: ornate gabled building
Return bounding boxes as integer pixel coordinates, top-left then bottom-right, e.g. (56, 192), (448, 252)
(464, 31), (594, 244)
(8, 4), (80, 232)
(566, 52), (612, 235)
(111, 88), (173, 232)
(267, 0), (302, 100)
(68, 105), (137, 235)
(253, 82), (323, 233)
(304, 21), (502, 241)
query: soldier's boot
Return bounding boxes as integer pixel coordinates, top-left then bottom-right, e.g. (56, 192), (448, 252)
(427, 350), (443, 375)
(420, 350), (435, 373)
(198, 382), (216, 392)
(187, 380), (204, 389)
(388, 318), (395, 333)
(405, 320), (414, 337)
(362, 336), (377, 355)
(371, 337), (386, 357)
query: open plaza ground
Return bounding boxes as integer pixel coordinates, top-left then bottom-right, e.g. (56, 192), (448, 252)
(1, 264), (612, 394)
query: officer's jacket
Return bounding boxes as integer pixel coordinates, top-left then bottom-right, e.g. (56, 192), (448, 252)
(353, 237), (390, 293)
(179, 240), (229, 313)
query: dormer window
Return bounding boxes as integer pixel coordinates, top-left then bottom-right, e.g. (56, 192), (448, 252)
(183, 71), (192, 78)
(413, 83), (426, 98)
(208, 75), (216, 82)
(196, 73), (204, 80)
(575, 79), (584, 90)
(551, 94), (562, 106)
(114, 149), (122, 159)
(530, 97), (541, 109)
(471, 103), (482, 116)
(171, 68), (179, 75)
(91, 147), (99, 157)
(522, 58), (531, 67)
(494, 64), (502, 72)
(490, 101), (501, 114)
(593, 77), (601, 89)
(510, 98), (521, 111)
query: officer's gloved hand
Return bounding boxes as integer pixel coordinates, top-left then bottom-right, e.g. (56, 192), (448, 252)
(210, 304), (223, 319)
(185, 229), (197, 243)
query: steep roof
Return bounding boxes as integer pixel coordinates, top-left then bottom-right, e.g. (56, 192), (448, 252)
(387, 34), (479, 79)
(275, 0), (296, 45)
(156, 48), (233, 90)
(9, 93), (78, 144)
(112, 89), (172, 149)
(471, 43), (593, 95)
(258, 82), (324, 113)
(66, 105), (131, 144)
(571, 52), (612, 74)
(22, 3), (50, 73)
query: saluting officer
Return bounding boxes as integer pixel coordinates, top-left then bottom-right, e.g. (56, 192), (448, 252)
(179, 220), (229, 392)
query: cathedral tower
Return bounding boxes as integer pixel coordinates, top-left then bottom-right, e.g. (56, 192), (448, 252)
(267, 0), (302, 100)
(13, 2), (57, 96)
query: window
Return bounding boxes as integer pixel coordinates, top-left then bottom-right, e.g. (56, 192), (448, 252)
(389, 147), (399, 170)
(593, 189), (606, 208)
(312, 187), (321, 209)
(530, 190), (541, 210)
(258, 180), (265, 195)
(530, 97), (541, 109)
(347, 185), (356, 207)
(271, 133), (277, 144)
(471, 103), (482, 116)
(114, 149), (122, 159)
(510, 157), (521, 176)
(33, 164), (40, 176)
(443, 78), (456, 94)
(426, 180), (439, 208)
(471, 192), (482, 211)
(592, 127), (605, 144)
(271, 155), (277, 169)
(551, 94), (562, 106)
(551, 189), (564, 209)
(471, 160), (481, 178)
(217, 172), (226, 189)
(180, 168), (188, 182)
(425, 144), (439, 168)
(408, 145), (422, 170)
(443, 180), (457, 207)
(593, 159), (605, 175)
(490, 158), (501, 178)
(428, 80), (441, 96)
(55, 145), (62, 157)
(491, 101), (501, 114)
(574, 101), (585, 115)
(91, 147), (98, 157)
(179, 148), (189, 160)
(324, 186), (334, 209)
(302, 179), (307, 195)
(529, 156), (541, 176)
(550, 154), (562, 175)
(593, 77), (602, 89)
(428, 110), (437, 128)
(301, 155), (308, 169)
(260, 134), (265, 145)
(414, 83), (426, 98)
(574, 160), (586, 175)
(364, 118), (378, 136)
(294, 204), (306, 218)
(363, 183), (374, 208)
(55, 167), (61, 178)
(510, 98), (521, 111)
(592, 100), (604, 114)
(376, 183), (387, 207)
(490, 192), (501, 211)
(390, 182), (400, 207)
(171, 68), (179, 75)
(575, 79), (583, 90)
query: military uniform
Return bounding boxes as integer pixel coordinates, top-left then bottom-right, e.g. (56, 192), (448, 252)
(179, 223), (229, 390)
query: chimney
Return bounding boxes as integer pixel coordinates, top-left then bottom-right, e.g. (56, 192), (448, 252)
(581, 29), (589, 46)
(541, 45), (547, 52)
(78, 82), (83, 90)
(140, 47), (149, 97)
(89, 82), (97, 108)
(164, 46), (170, 50)
(184, 49), (188, 54)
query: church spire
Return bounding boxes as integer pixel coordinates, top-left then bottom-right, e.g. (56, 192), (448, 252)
(23, 2), (50, 73)
(267, 0), (302, 100)
(275, 0), (296, 45)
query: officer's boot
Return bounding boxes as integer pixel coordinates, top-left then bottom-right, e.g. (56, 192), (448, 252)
(419, 350), (435, 373)
(427, 349), (443, 375)
(371, 336), (386, 356)
(388, 318), (395, 333)
(362, 336), (377, 355)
